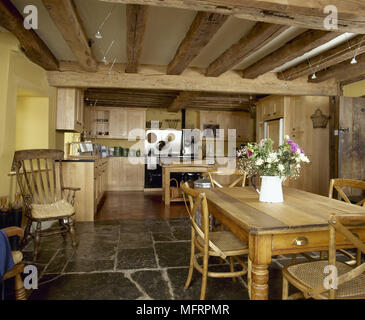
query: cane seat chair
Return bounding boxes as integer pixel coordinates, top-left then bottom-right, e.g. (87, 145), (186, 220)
(282, 213), (365, 300)
(326, 179), (365, 265)
(12, 149), (79, 260)
(2, 226), (26, 300)
(181, 182), (250, 300)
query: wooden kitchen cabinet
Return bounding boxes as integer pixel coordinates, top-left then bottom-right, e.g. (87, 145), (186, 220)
(85, 107), (145, 139)
(56, 88), (84, 133)
(107, 157), (144, 191)
(258, 95), (284, 121)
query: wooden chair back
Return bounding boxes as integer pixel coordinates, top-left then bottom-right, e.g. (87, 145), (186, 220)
(310, 213), (365, 299)
(329, 179), (365, 206)
(181, 182), (226, 258)
(208, 168), (247, 188)
(12, 149), (65, 206)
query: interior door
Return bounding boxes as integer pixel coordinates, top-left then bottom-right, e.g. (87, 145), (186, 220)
(339, 97), (365, 199)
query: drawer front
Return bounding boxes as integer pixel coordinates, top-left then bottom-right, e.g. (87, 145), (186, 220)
(272, 229), (365, 253)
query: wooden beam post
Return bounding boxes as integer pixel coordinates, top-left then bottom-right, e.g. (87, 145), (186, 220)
(125, 4), (149, 73)
(42, 0), (98, 72)
(167, 91), (200, 112)
(167, 11), (228, 75)
(242, 30), (342, 79)
(206, 22), (290, 77)
(278, 35), (365, 81)
(0, 0), (59, 70)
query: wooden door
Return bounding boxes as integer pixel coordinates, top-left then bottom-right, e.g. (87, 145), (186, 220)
(266, 119), (281, 149)
(127, 110), (146, 139)
(109, 109), (127, 139)
(339, 97), (365, 198)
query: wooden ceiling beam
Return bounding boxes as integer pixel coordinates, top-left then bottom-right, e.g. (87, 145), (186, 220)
(278, 35), (365, 81)
(167, 92), (200, 112)
(0, 0), (59, 70)
(206, 22), (290, 77)
(241, 30), (342, 79)
(42, 0), (98, 72)
(167, 11), (228, 75)
(125, 4), (149, 73)
(47, 63), (339, 96)
(100, 0), (365, 34)
(309, 52), (365, 83)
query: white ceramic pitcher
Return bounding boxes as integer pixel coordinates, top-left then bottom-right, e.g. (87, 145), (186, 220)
(258, 176), (284, 203)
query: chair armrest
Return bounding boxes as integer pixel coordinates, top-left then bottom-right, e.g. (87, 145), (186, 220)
(62, 187), (81, 192)
(2, 226), (24, 238)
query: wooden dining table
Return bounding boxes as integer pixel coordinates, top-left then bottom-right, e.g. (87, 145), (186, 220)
(202, 186), (365, 300)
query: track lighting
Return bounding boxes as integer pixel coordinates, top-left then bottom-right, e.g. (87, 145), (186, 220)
(351, 56), (358, 64)
(311, 73), (317, 80)
(95, 30), (102, 39)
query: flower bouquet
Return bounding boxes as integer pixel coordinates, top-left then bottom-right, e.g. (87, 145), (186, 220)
(237, 136), (310, 202)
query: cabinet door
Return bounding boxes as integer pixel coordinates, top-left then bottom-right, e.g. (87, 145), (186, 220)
(127, 110), (145, 139)
(109, 109), (127, 139)
(266, 120), (281, 149)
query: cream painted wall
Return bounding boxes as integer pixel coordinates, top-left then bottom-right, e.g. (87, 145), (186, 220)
(16, 97), (49, 150)
(343, 80), (365, 97)
(0, 32), (57, 197)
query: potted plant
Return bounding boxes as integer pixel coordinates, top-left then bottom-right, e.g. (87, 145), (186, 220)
(237, 136), (310, 203)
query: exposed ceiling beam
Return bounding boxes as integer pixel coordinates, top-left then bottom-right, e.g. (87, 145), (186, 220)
(167, 91), (200, 112)
(206, 22), (290, 77)
(167, 11), (228, 75)
(48, 62), (339, 96)
(125, 4), (149, 73)
(278, 35), (365, 81)
(42, 0), (98, 72)
(241, 30), (342, 79)
(309, 52), (365, 83)
(0, 0), (59, 70)
(100, 0), (365, 34)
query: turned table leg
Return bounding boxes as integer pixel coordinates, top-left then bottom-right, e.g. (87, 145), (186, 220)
(249, 234), (272, 300)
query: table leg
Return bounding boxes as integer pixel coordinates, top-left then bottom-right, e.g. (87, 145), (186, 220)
(249, 234), (272, 300)
(164, 168), (170, 205)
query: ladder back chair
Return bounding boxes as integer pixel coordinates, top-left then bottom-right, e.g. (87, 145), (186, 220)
(283, 213), (365, 299)
(207, 168), (247, 189)
(327, 178), (365, 265)
(12, 149), (80, 260)
(181, 182), (250, 300)
(2, 226), (26, 300)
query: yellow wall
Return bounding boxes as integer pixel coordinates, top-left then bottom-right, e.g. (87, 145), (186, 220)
(0, 32), (57, 197)
(343, 80), (365, 97)
(16, 96), (49, 150)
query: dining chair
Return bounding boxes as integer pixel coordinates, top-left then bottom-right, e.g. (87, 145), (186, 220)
(2, 226), (26, 300)
(207, 168), (247, 189)
(326, 179), (365, 265)
(181, 182), (250, 300)
(12, 149), (80, 260)
(282, 213), (365, 299)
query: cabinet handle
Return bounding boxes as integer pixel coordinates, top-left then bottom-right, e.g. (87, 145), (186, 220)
(293, 128), (296, 131)
(292, 135), (296, 138)
(273, 112), (276, 115)
(293, 237), (309, 246)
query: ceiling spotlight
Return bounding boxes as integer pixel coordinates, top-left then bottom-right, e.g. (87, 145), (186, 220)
(95, 30), (102, 39)
(351, 56), (358, 64)
(102, 56), (108, 64)
(311, 73), (317, 80)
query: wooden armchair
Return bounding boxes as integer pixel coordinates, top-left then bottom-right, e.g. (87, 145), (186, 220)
(182, 182), (249, 300)
(283, 213), (365, 299)
(12, 149), (80, 260)
(2, 226), (26, 300)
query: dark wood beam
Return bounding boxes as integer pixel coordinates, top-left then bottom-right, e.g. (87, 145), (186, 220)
(42, 0), (97, 72)
(167, 11), (228, 75)
(309, 52), (365, 83)
(167, 91), (200, 112)
(242, 30), (342, 79)
(0, 0), (58, 70)
(206, 22), (289, 77)
(100, 0), (365, 34)
(125, 4), (149, 73)
(278, 35), (365, 81)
